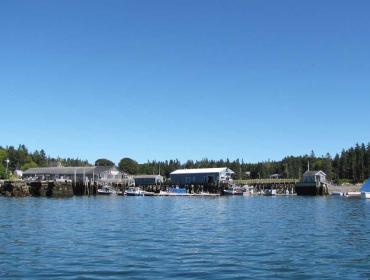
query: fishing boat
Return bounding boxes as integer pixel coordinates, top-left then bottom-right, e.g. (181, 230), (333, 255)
(223, 185), (244, 195)
(97, 186), (115, 195)
(242, 185), (254, 196)
(125, 187), (145, 196)
(345, 192), (361, 198)
(264, 189), (277, 196)
(159, 187), (188, 196)
(331, 191), (344, 196)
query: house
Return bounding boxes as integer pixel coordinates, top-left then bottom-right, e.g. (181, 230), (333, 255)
(302, 170), (327, 184)
(170, 167), (234, 185)
(22, 166), (134, 185)
(269, 174), (281, 179)
(133, 175), (164, 186)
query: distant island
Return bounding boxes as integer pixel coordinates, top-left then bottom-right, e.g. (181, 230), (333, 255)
(0, 143), (369, 184)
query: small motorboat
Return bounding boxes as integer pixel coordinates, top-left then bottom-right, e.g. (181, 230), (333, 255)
(242, 185), (254, 196)
(263, 189), (277, 196)
(223, 185), (244, 195)
(125, 187), (145, 196)
(97, 186), (115, 195)
(345, 192), (361, 198)
(331, 191), (344, 196)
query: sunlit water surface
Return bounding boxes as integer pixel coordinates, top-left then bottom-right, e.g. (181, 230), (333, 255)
(1, 196), (370, 279)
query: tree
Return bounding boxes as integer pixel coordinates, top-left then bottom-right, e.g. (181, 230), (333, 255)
(95, 158), (115, 167)
(118, 158), (138, 174)
(21, 161), (38, 171)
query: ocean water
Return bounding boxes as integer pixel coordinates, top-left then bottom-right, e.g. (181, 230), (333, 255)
(1, 195), (370, 279)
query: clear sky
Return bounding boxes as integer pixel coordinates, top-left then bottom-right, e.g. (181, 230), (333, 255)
(1, 0), (369, 164)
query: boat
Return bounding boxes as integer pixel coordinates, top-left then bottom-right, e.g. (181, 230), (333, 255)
(331, 191), (344, 196)
(360, 178), (370, 199)
(125, 187), (145, 196)
(97, 186), (115, 195)
(264, 189), (277, 196)
(158, 187), (188, 196)
(223, 185), (244, 195)
(345, 192), (361, 198)
(242, 185), (254, 196)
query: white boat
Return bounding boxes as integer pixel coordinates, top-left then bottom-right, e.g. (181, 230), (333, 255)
(223, 185), (243, 195)
(331, 191), (344, 196)
(345, 192), (361, 198)
(242, 185), (254, 196)
(125, 187), (145, 196)
(97, 186), (115, 195)
(264, 189), (277, 196)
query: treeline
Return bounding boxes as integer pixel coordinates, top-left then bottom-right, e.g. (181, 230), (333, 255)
(120, 143), (370, 183)
(1, 143), (370, 183)
(0, 145), (90, 178)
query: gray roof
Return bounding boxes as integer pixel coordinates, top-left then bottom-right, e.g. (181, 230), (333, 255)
(133, 175), (163, 179)
(303, 170), (326, 177)
(170, 167), (234, 175)
(23, 166), (116, 176)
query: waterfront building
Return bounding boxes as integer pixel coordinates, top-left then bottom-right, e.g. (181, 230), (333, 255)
(296, 170), (328, 195)
(133, 175), (164, 186)
(23, 166), (134, 185)
(302, 170), (327, 184)
(170, 167), (234, 185)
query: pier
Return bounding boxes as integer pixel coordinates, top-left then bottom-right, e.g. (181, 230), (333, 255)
(234, 179), (299, 194)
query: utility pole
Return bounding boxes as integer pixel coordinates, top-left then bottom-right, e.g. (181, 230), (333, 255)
(5, 158), (9, 178)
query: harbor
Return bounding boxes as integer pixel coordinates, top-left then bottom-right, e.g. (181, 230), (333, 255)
(0, 166), (366, 199)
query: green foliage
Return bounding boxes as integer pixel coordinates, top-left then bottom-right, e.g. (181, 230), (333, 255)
(0, 145), (90, 172)
(118, 158), (139, 174)
(21, 161), (38, 171)
(0, 164), (7, 179)
(95, 158), (115, 167)
(121, 143), (370, 183)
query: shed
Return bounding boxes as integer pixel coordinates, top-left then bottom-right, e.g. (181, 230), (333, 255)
(134, 175), (164, 186)
(302, 170), (327, 184)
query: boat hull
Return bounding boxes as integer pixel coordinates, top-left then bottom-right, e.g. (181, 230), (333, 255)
(223, 190), (243, 195)
(97, 191), (112, 195)
(125, 192), (144, 196)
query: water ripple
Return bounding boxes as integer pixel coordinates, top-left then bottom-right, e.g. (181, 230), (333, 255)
(1, 196), (370, 279)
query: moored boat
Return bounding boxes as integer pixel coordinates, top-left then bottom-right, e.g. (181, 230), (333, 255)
(345, 192), (361, 198)
(223, 185), (243, 195)
(331, 191), (344, 196)
(97, 186), (115, 195)
(125, 187), (145, 196)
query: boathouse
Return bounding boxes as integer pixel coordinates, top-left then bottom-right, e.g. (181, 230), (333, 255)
(170, 167), (234, 185)
(302, 170), (327, 184)
(133, 175), (164, 186)
(23, 166), (133, 185)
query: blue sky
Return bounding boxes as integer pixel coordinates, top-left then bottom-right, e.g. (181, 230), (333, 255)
(1, 0), (369, 164)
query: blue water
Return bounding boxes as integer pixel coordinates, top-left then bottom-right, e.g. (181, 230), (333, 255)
(1, 196), (370, 279)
